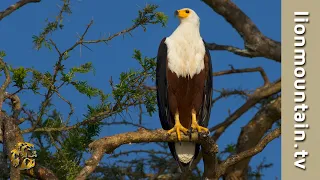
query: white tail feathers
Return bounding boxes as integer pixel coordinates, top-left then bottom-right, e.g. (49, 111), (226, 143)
(175, 142), (195, 164)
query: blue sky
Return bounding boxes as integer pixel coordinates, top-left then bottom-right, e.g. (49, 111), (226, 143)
(0, 0), (281, 179)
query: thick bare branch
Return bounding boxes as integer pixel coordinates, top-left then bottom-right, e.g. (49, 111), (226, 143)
(2, 115), (23, 180)
(0, 0), (41, 21)
(225, 96), (281, 179)
(202, 0), (281, 62)
(75, 128), (218, 180)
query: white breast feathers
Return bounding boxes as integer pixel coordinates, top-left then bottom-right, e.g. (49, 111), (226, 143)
(165, 23), (205, 78)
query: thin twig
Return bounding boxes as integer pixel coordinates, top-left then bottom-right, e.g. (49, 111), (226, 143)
(213, 67), (270, 85)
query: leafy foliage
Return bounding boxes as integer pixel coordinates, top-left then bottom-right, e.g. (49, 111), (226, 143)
(0, 50), (6, 58)
(0, 2), (167, 179)
(11, 67), (28, 88)
(112, 50), (157, 116)
(32, 0), (71, 50)
(133, 4), (168, 30)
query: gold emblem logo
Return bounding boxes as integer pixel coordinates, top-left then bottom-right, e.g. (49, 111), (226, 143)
(10, 142), (37, 170)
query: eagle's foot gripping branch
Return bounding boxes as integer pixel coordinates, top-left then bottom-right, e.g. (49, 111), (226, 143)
(191, 110), (209, 134)
(167, 113), (189, 141)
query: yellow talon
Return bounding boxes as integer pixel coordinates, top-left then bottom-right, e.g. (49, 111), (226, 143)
(167, 113), (188, 141)
(191, 110), (209, 133)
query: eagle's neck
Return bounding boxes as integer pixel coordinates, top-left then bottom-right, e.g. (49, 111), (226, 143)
(165, 22), (205, 78)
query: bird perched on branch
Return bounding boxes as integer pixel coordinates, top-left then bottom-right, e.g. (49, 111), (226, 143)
(156, 8), (213, 171)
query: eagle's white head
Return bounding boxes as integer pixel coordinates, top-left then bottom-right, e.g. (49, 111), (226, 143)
(175, 8), (200, 26)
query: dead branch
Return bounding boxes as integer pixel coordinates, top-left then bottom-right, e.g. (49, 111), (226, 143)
(202, 0), (281, 62)
(75, 128), (218, 180)
(0, 0), (41, 21)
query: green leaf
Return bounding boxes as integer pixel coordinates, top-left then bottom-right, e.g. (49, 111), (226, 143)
(0, 50), (6, 58)
(72, 80), (100, 98)
(12, 67), (28, 88)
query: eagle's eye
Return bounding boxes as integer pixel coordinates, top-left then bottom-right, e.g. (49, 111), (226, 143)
(185, 10), (190, 13)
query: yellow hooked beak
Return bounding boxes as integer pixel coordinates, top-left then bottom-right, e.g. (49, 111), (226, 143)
(175, 9), (190, 19)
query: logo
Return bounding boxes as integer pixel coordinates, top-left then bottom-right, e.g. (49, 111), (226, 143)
(10, 142), (37, 170)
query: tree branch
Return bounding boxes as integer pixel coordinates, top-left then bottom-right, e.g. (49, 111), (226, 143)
(206, 43), (261, 58)
(216, 127), (281, 178)
(0, 58), (11, 111)
(213, 66), (270, 85)
(0, 58), (11, 92)
(109, 149), (170, 159)
(202, 0), (281, 62)
(75, 128), (218, 180)
(4, 92), (22, 119)
(225, 96), (281, 179)
(0, 0), (41, 21)
(23, 165), (58, 180)
(2, 115), (23, 180)
(210, 80), (280, 141)
(212, 89), (249, 105)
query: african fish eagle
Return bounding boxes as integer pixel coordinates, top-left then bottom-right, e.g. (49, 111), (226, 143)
(156, 8), (213, 170)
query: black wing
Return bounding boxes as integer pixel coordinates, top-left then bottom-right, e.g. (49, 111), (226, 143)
(156, 38), (173, 130)
(198, 40), (213, 127)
